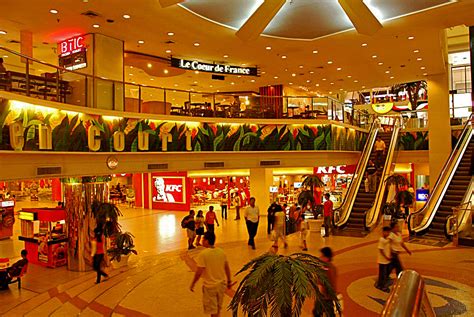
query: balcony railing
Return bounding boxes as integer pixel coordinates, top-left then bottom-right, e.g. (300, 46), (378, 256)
(0, 46), (371, 129)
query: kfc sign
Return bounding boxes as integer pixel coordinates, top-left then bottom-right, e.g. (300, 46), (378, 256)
(152, 176), (186, 204)
(58, 35), (85, 57)
(314, 164), (356, 175)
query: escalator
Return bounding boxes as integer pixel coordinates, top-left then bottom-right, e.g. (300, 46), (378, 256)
(335, 116), (401, 231)
(409, 117), (473, 238)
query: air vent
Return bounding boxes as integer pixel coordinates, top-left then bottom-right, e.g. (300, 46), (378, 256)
(37, 166), (62, 176)
(212, 75), (225, 81)
(204, 162), (225, 168)
(165, 40), (175, 44)
(148, 163), (168, 170)
(81, 10), (100, 18)
(8, 40), (20, 44)
(260, 160), (280, 166)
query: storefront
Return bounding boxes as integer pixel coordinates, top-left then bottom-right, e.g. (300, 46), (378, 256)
(314, 164), (356, 208)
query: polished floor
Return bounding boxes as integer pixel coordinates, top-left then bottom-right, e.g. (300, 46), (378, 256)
(0, 202), (473, 316)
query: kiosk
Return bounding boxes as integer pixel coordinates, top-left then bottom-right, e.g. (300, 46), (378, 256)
(18, 208), (68, 268)
(0, 200), (15, 240)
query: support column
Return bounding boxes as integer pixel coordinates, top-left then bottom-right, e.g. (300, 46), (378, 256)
(249, 168), (273, 212)
(62, 176), (110, 272)
(470, 26), (474, 113)
(427, 73), (451, 183)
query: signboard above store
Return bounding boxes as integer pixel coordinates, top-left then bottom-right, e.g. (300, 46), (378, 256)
(58, 35), (85, 57)
(171, 57), (258, 76)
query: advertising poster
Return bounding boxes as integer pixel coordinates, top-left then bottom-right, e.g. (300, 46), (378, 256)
(152, 176), (186, 205)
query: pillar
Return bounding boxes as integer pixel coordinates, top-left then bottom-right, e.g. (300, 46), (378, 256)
(427, 72), (451, 183)
(470, 26), (474, 113)
(62, 176), (110, 272)
(249, 168), (273, 212)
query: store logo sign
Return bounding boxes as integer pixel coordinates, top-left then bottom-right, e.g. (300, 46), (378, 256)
(371, 102), (393, 114)
(416, 189), (429, 201)
(58, 35), (85, 57)
(315, 165), (356, 174)
(171, 58), (258, 76)
(152, 176), (186, 204)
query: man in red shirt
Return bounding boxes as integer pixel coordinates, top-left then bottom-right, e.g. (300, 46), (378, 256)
(205, 206), (219, 233)
(323, 193), (333, 237)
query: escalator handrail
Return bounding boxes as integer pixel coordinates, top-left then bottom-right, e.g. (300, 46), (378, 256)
(334, 117), (380, 227)
(365, 116), (403, 229)
(408, 113), (473, 234)
(445, 187), (473, 237)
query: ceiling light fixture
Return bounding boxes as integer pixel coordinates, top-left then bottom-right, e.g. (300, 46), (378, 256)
(306, 80), (311, 83)
(147, 63), (152, 68)
(0, 30), (7, 35)
(193, 42), (200, 47)
(330, 82), (334, 85)
(289, 82), (293, 85)
(281, 55), (287, 59)
(312, 50), (318, 54)
(322, 78), (327, 81)
(163, 69), (169, 74)
(408, 36), (415, 40)
(167, 32), (174, 36)
(223, 54), (229, 58)
(310, 71), (314, 74)
(174, 84), (178, 87)
(194, 71), (199, 74)
(362, 86), (366, 89)
(93, 24), (100, 28)
(327, 61), (333, 64)
(315, 84), (319, 87)
(336, 67), (342, 71)
(291, 73), (296, 77)
(385, 70), (390, 74)
(354, 80), (359, 83)
(299, 65), (304, 68)
(416, 57), (422, 61)
(49, 9), (58, 14)
(347, 75), (352, 78)
(165, 49), (172, 53)
(250, 79), (255, 82)
(266, 46), (271, 50)
(138, 40), (145, 44)
(361, 43), (368, 47)
(274, 76), (278, 79)
(413, 49), (420, 53)
(378, 62), (383, 65)
(123, 14), (131, 19)
(231, 82), (235, 85)
(420, 66), (426, 70)
(390, 76), (394, 79)
(423, 73), (428, 76)
(372, 55), (377, 58)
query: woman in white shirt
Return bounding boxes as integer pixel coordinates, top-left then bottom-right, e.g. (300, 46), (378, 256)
(388, 222), (412, 276)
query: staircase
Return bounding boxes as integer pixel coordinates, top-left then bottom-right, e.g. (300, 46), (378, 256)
(346, 132), (393, 230)
(426, 138), (474, 238)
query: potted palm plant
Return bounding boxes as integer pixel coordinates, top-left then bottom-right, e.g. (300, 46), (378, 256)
(230, 252), (339, 316)
(297, 175), (324, 216)
(107, 231), (137, 268)
(91, 201), (122, 237)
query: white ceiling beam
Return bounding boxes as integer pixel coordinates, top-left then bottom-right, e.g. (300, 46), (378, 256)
(236, 0), (286, 42)
(338, 0), (383, 35)
(158, 0), (184, 8)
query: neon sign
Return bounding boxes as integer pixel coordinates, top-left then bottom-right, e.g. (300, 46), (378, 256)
(171, 58), (258, 76)
(314, 165), (356, 174)
(58, 35), (85, 57)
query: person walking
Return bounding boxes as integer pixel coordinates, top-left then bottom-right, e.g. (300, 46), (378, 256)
(366, 160), (378, 193)
(205, 206), (219, 233)
(388, 222), (412, 276)
(374, 136), (386, 165)
(195, 210), (205, 246)
(298, 208), (309, 251)
(91, 227), (109, 284)
(220, 195), (228, 220)
(375, 226), (392, 292)
(313, 247), (338, 317)
(244, 197), (260, 250)
(190, 232), (233, 317)
(267, 201), (281, 235)
(271, 207), (287, 250)
(182, 210), (197, 250)
(323, 193), (333, 237)
(233, 194), (241, 220)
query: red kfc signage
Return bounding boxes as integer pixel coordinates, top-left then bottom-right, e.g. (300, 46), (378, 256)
(152, 176), (186, 204)
(314, 164), (356, 175)
(58, 35), (85, 57)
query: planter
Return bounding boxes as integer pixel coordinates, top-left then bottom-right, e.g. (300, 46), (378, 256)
(111, 254), (130, 269)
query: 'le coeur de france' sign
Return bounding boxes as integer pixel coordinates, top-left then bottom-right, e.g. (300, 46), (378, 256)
(171, 58), (258, 76)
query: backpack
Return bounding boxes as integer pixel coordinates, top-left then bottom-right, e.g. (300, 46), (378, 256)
(181, 216), (188, 229)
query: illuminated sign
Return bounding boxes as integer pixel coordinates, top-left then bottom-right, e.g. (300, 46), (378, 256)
(0, 200), (15, 208)
(269, 186), (278, 193)
(171, 58), (258, 76)
(152, 176), (186, 204)
(314, 164), (356, 175)
(293, 182), (302, 189)
(58, 36), (85, 57)
(371, 102), (393, 114)
(416, 189), (429, 202)
(19, 211), (37, 221)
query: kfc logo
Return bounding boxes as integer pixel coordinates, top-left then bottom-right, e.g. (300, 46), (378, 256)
(152, 176), (186, 204)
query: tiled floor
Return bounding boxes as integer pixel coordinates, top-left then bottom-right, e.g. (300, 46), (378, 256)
(1, 202), (473, 316)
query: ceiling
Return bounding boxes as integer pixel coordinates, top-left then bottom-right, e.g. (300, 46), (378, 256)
(0, 0), (473, 96)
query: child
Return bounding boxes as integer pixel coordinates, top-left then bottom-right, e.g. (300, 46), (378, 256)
(388, 222), (412, 276)
(375, 226), (391, 292)
(195, 210), (205, 246)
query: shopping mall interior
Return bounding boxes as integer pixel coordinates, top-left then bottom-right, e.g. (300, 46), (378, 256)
(0, 1), (473, 316)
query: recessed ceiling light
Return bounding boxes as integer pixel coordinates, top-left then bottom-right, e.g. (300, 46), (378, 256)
(378, 62), (383, 66)
(210, 85), (213, 88)
(165, 49), (172, 53)
(266, 46), (271, 50)
(129, 73), (133, 76)
(354, 80), (359, 83)
(372, 55), (377, 58)
(299, 65), (304, 68)
(315, 84), (319, 87)
(327, 61), (333, 64)
(281, 55), (287, 59)
(408, 36), (415, 40)
(362, 86), (366, 89)
(306, 80), (311, 83)
(93, 24), (100, 28)
(167, 32), (174, 36)
(147, 63), (152, 68)
(193, 81), (198, 84)
(423, 72), (428, 76)
(242, 63), (247, 66)
(385, 70), (390, 74)
(138, 40), (145, 44)
(123, 14), (131, 19)
(150, 78), (155, 80)
(330, 82), (334, 85)
(336, 67), (342, 71)
(0, 30), (7, 35)
(231, 82), (235, 85)
(309, 71), (314, 74)
(274, 76), (278, 79)
(174, 84), (178, 87)
(339, 88), (344, 91)
(2, 55), (8, 58)
(362, 43), (368, 47)
(289, 82), (293, 85)
(312, 50), (318, 54)
(129, 66), (133, 68)
(163, 69), (168, 74)
(390, 76), (395, 79)
(292, 73), (296, 77)
(223, 54), (229, 58)
(262, 71), (266, 74)
(194, 42), (200, 47)
(237, 75), (241, 78)
(413, 49), (420, 53)
(49, 9), (58, 14)
(250, 79), (255, 82)
(322, 78), (327, 81)
(194, 70), (199, 74)
(329, 91), (333, 94)
(420, 66), (426, 70)
(416, 57), (422, 61)
(347, 75), (352, 78)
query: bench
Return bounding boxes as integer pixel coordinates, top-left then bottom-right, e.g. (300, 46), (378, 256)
(7, 263), (28, 289)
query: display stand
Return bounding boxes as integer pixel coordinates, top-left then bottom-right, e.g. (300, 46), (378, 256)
(0, 200), (15, 240)
(18, 208), (68, 268)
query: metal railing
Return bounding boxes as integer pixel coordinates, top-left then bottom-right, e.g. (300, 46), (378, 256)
(381, 270), (435, 317)
(446, 190), (473, 241)
(365, 115), (403, 230)
(0, 46), (372, 127)
(408, 114), (473, 236)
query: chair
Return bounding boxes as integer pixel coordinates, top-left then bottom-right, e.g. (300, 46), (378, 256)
(8, 263), (28, 289)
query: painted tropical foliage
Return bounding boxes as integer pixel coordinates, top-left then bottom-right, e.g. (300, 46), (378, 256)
(398, 132), (429, 150)
(0, 100), (367, 152)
